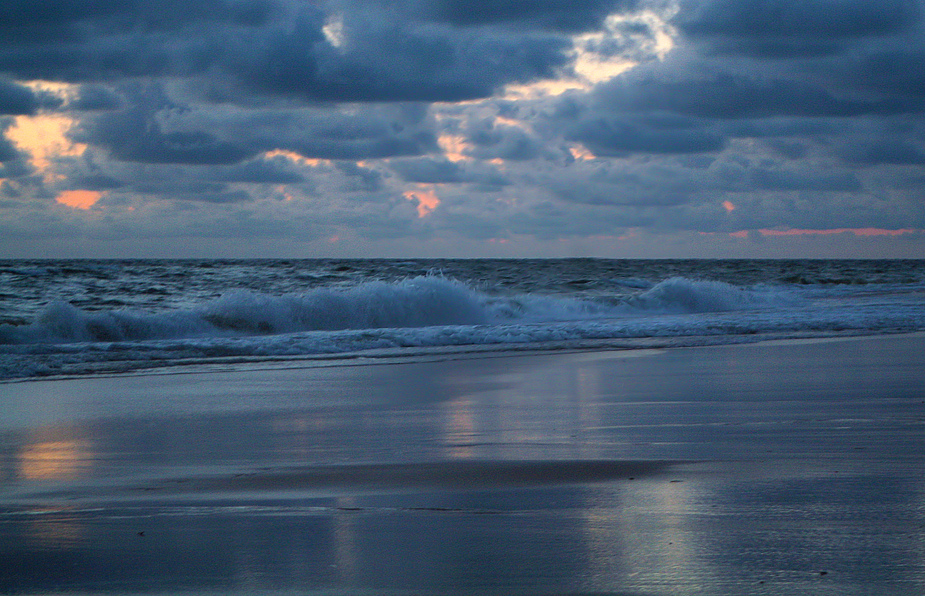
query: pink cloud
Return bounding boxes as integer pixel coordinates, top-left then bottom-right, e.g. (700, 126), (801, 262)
(56, 190), (103, 210)
(755, 228), (917, 237)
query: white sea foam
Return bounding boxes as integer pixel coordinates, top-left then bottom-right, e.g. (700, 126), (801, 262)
(0, 276), (799, 346)
(1, 270), (923, 379)
(0, 277), (481, 344)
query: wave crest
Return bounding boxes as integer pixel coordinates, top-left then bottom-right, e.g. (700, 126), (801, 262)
(0, 276), (490, 345)
(629, 277), (794, 313)
(0, 275), (797, 346)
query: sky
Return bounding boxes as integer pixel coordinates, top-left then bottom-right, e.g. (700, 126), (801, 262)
(1, 0), (924, 258)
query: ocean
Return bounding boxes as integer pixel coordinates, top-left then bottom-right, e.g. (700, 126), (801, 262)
(2, 258), (924, 380)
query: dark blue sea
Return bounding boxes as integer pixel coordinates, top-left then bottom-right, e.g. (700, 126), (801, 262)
(2, 259), (924, 379)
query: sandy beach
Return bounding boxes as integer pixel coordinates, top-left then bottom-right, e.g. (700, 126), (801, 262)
(1, 334), (924, 594)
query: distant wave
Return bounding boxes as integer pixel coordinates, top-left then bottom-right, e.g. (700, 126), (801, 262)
(628, 277), (797, 313)
(0, 276), (798, 346)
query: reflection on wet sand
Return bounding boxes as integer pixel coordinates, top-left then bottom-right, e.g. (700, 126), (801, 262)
(333, 497), (359, 586)
(438, 357), (611, 462)
(26, 508), (84, 551)
(578, 477), (720, 593)
(1, 337), (925, 594)
(13, 436), (92, 555)
(442, 396), (476, 459)
(19, 439), (92, 481)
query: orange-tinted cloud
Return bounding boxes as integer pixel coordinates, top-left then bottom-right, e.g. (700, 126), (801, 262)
(275, 184), (295, 201)
(6, 114), (86, 173)
(722, 200), (735, 213)
(437, 135), (470, 162)
(569, 144), (596, 161)
(56, 190), (102, 210)
(403, 187), (440, 217)
(263, 149), (328, 167)
(495, 116), (530, 131)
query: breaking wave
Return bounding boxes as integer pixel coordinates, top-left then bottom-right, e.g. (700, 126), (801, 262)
(2, 270), (925, 380)
(0, 276), (796, 346)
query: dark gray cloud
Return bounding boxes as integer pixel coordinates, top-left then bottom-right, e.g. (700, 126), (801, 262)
(215, 158), (305, 184)
(76, 88), (258, 165)
(542, 5), (925, 163)
(748, 167), (862, 192)
(839, 139), (925, 165)
(721, 118), (836, 139)
(130, 179), (251, 203)
(388, 157), (510, 186)
(390, 158), (465, 183)
(0, 1), (277, 83)
(0, 138), (20, 162)
(0, 78), (42, 115)
(205, 102), (440, 162)
(595, 72), (925, 118)
(568, 113), (727, 155)
(846, 50), (925, 97)
(61, 156), (304, 201)
(0, 0), (580, 105)
(70, 85), (123, 111)
(335, 161), (384, 192)
(227, 13), (573, 103)
(0, 0), (277, 44)
(0, 157), (29, 178)
(676, 0), (922, 57)
(1, 0), (924, 256)
(0, 119), (20, 162)
(74, 85), (442, 166)
(408, 0), (638, 32)
(131, 180), (227, 195)
(281, 131), (438, 161)
(67, 173), (125, 190)
(465, 119), (547, 161)
(549, 164), (705, 206)
(762, 139), (809, 160)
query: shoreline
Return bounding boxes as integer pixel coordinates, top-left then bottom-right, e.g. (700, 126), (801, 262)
(4, 327), (924, 385)
(2, 332), (924, 594)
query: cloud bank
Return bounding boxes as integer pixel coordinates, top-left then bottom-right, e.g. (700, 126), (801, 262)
(1, 0), (924, 257)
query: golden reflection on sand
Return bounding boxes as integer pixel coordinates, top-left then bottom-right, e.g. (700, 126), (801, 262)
(18, 439), (92, 481)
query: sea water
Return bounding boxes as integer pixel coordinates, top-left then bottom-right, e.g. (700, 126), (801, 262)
(1, 258), (924, 380)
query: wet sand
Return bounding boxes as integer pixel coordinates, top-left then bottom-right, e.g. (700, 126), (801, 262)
(1, 334), (924, 594)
